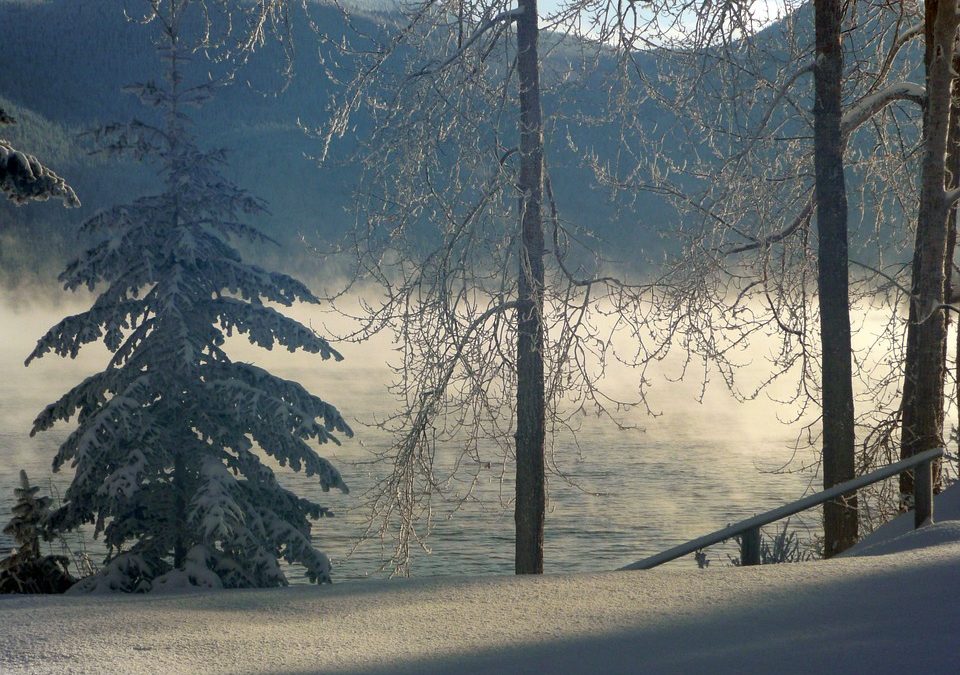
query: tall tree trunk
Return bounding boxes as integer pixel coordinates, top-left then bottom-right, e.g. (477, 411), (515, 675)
(813, 0), (858, 557)
(942, 54), (960, 493)
(173, 449), (187, 568)
(514, 0), (546, 575)
(900, 0), (958, 502)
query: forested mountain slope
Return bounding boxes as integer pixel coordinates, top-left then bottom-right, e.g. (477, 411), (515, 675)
(0, 0), (688, 287)
(0, 0), (920, 288)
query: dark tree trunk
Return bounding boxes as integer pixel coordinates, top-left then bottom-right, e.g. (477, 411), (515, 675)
(813, 0), (858, 557)
(514, 0), (545, 575)
(901, 0), (957, 502)
(173, 450), (187, 568)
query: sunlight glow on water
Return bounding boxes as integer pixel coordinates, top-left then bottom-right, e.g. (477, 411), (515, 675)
(0, 297), (817, 582)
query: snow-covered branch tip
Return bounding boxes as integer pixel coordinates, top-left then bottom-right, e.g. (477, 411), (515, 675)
(407, 8), (524, 81)
(0, 140), (79, 207)
(851, 258), (960, 325)
(841, 82), (925, 137)
(721, 81), (924, 257)
(945, 184), (960, 208)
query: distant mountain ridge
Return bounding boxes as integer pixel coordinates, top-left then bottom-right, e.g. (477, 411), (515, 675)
(0, 0), (694, 287)
(0, 0), (920, 289)
(0, 0), (358, 284)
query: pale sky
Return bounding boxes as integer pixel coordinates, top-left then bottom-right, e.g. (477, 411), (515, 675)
(536, 0), (789, 18)
(545, 0), (792, 22)
(534, 0), (794, 45)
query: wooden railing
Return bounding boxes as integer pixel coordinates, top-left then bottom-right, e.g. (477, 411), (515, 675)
(620, 447), (944, 571)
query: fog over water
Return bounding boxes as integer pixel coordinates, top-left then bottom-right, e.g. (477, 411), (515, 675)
(0, 293), (821, 581)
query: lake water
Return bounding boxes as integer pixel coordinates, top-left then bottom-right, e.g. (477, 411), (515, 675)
(0, 296), (819, 582)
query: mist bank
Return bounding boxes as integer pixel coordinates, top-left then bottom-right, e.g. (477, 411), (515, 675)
(0, 282), (934, 579)
(0, 292), (817, 578)
(0, 287), (912, 464)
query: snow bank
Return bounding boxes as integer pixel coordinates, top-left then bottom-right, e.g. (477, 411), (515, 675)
(4, 485), (960, 673)
(846, 481), (960, 557)
(2, 533), (960, 674)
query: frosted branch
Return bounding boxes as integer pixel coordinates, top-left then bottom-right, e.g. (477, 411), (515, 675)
(841, 81), (925, 137)
(407, 8), (523, 80)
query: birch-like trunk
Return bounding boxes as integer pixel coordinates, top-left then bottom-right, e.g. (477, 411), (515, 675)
(900, 0), (958, 501)
(514, 0), (546, 575)
(942, 52), (960, 492)
(814, 0), (858, 557)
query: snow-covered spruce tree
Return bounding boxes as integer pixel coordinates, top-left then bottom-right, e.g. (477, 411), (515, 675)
(25, 8), (350, 593)
(0, 107), (79, 207)
(0, 470), (74, 594)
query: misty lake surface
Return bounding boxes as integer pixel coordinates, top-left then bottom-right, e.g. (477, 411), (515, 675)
(0, 297), (818, 582)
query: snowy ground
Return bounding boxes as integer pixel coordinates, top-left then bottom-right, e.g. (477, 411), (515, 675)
(2, 492), (960, 674)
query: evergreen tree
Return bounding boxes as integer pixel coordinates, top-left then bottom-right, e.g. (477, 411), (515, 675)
(0, 107), (79, 207)
(0, 470), (74, 594)
(26, 6), (350, 593)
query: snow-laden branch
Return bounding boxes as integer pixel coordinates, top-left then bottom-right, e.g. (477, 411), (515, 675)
(723, 81), (923, 256)
(946, 184), (960, 207)
(841, 81), (925, 137)
(867, 22), (923, 95)
(736, 21), (922, 165)
(1, 107), (78, 206)
(850, 258), (960, 324)
(897, 23), (924, 43)
(0, 140), (79, 207)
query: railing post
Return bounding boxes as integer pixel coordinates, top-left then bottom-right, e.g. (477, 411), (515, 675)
(620, 448), (943, 572)
(914, 459), (933, 528)
(741, 527), (761, 566)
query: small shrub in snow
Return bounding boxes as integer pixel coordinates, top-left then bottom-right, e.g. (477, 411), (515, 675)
(0, 470), (74, 594)
(729, 520), (819, 566)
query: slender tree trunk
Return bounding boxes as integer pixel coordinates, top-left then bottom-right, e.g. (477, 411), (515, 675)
(900, 0), (958, 502)
(813, 0), (858, 557)
(514, 0), (545, 575)
(942, 55), (960, 493)
(173, 449), (187, 568)
(169, 6), (188, 572)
